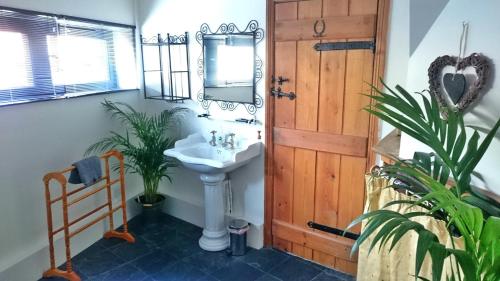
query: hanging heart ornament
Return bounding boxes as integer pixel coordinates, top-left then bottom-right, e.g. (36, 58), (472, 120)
(428, 53), (490, 112)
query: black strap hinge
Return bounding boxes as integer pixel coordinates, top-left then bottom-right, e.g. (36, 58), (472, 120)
(307, 221), (359, 240)
(314, 41), (375, 53)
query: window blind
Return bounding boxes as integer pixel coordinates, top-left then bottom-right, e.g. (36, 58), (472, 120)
(0, 7), (137, 106)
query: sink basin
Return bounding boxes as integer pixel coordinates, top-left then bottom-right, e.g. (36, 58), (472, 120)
(164, 133), (262, 251)
(164, 133), (262, 174)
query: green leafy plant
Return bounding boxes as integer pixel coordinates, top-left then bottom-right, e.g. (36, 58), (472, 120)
(348, 82), (500, 281)
(86, 100), (185, 204)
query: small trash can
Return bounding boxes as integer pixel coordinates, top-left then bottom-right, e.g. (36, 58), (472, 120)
(228, 219), (250, 256)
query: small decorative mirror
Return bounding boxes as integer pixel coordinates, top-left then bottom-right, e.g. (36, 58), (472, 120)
(196, 21), (264, 115)
(203, 33), (255, 103)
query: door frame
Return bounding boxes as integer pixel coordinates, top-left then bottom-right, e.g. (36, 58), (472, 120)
(264, 0), (392, 246)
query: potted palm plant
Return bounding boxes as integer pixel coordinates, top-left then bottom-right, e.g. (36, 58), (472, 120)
(86, 100), (186, 216)
(348, 82), (500, 281)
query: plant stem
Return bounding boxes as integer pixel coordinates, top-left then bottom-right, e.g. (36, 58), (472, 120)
(143, 176), (160, 204)
(448, 230), (462, 281)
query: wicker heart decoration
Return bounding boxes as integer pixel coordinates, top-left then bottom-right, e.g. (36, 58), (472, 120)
(428, 53), (490, 112)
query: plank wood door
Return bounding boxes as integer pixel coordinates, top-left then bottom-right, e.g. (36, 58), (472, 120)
(265, 0), (390, 275)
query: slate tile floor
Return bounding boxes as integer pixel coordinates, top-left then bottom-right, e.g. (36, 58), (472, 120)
(40, 213), (355, 281)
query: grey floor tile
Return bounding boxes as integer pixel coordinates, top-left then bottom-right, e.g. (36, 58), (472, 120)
(71, 249), (125, 278)
(151, 261), (207, 281)
(94, 235), (128, 250)
(312, 268), (356, 281)
(90, 264), (147, 281)
(240, 248), (290, 272)
(212, 260), (265, 281)
(256, 274), (282, 281)
(140, 223), (179, 247)
(174, 219), (203, 239)
(160, 232), (203, 259)
(269, 256), (323, 281)
(132, 248), (178, 274)
(109, 236), (156, 263)
(182, 250), (239, 274)
(198, 275), (220, 281)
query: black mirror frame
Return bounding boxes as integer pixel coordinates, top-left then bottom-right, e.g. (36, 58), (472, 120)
(195, 20), (264, 115)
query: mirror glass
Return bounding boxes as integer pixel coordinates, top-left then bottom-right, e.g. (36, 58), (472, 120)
(203, 33), (255, 104)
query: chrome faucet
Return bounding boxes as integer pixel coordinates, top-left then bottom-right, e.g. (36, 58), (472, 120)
(224, 133), (235, 149)
(209, 130), (217, 146)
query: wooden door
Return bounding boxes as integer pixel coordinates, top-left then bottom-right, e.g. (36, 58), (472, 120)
(265, 0), (389, 275)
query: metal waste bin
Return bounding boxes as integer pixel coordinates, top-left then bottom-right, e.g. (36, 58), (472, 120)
(228, 219), (250, 256)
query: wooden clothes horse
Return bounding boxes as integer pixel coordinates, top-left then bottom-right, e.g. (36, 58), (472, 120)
(42, 150), (135, 281)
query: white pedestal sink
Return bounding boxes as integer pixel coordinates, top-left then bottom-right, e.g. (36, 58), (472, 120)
(164, 133), (262, 251)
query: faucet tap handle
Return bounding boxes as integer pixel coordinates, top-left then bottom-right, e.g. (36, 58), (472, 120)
(229, 133), (235, 149)
(223, 133), (236, 149)
(209, 130), (217, 146)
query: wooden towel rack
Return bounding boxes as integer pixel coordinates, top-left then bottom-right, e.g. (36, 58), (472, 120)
(42, 150), (135, 281)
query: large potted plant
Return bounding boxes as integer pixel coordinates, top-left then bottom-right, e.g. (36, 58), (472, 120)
(86, 100), (185, 216)
(348, 82), (500, 281)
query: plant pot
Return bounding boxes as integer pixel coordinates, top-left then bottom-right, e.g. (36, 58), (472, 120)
(134, 194), (166, 221)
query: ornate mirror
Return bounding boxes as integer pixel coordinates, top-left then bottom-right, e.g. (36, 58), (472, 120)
(196, 20), (264, 115)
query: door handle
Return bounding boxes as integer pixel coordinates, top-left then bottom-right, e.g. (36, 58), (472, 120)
(271, 87), (296, 100)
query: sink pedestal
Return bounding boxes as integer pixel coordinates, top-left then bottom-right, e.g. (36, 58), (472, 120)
(199, 173), (229, 251)
(163, 133), (262, 251)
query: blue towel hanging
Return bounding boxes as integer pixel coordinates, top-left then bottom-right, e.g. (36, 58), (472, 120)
(68, 156), (102, 186)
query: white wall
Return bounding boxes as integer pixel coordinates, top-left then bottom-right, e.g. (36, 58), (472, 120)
(409, 0), (448, 56)
(392, 0), (500, 194)
(0, 0), (143, 280)
(380, 0), (409, 138)
(135, 0), (266, 248)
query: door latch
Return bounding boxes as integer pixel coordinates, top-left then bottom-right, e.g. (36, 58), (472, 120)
(271, 86), (296, 100)
(277, 76), (289, 85)
(271, 75), (290, 85)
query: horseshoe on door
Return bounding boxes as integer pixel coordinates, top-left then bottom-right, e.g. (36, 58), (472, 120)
(313, 19), (326, 37)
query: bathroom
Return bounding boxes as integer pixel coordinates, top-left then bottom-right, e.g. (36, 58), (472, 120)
(1, 0), (500, 281)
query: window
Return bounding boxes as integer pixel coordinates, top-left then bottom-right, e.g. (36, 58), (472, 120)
(47, 34), (110, 86)
(0, 31), (32, 90)
(0, 7), (137, 106)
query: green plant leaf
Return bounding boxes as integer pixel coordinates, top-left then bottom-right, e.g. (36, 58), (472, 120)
(429, 242), (447, 281)
(460, 117), (500, 184)
(451, 117), (467, 163)
(446, 110), (459, 154)
(388, 220), (418, 251)
(369, 218), (405, 253)
(394, 84), (425, 118)
(464, 195), (500, 218)
(448, 249), (477, 281)
(480, 216), (500, 252)
(415, 230), (439, 279)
